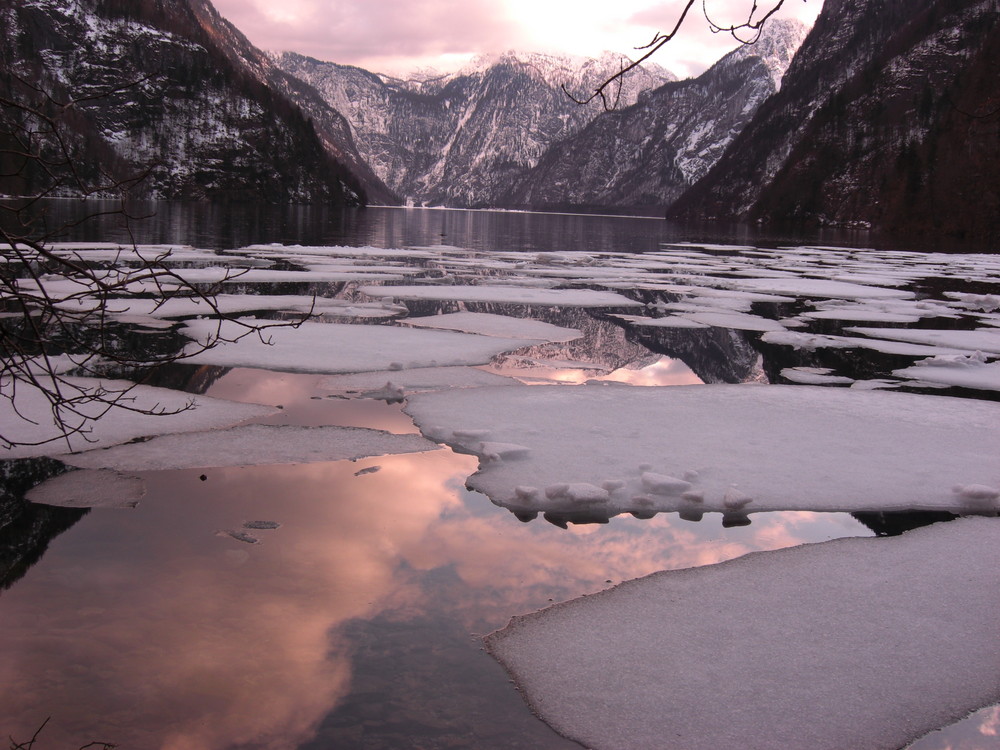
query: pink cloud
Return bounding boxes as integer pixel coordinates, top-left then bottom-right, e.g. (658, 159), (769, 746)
(212, 0), (524, 71)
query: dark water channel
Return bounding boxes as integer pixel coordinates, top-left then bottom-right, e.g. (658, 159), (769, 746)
(0, 202), (996, 748)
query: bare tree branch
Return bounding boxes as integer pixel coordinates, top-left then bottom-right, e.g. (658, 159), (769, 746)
(1, 77), (313, 451)
(565, 0), (791, 111)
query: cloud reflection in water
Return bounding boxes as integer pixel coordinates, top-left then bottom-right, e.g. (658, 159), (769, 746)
(0, 449), (863, 748)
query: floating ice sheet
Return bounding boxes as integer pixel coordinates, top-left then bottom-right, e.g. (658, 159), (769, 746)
(58, 424), (438, 471)
(845, 326), (1000, 355)
(612, 314), (710, 329)
(358, 284), (642, 308)
(1, 377), (275, 459)
(25, 468), (145, 508)
(404, 384), (1000, 517)
(404, 312), (581, 342)
(893, 353), (1000, 392)
(486, 517), (1000, 750)
(181, 319), (540, 374)
(321, 366), (518, 394)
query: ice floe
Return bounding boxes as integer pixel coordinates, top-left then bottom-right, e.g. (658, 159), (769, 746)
(358, 284), (642, 308)
(404, 385), (1000, 518)
(1, 377), (274, 459)
(845, 326), (1000, 355)
(485, 517), (1000, 750)
(181, 319), (540, 374)
(25, 468), (145, 509)
(893, 352), (1000, 392)
(403, 312), (581, 342)
(320, 366), (518, 394)
(56, 424), (438, 472)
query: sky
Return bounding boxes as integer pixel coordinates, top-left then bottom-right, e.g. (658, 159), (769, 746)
(211, 0), (821, 79)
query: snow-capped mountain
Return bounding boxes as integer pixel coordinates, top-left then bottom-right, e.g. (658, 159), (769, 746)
(668, 0), (1000, 243)
(0, 0), (394, 204)
(276, 50), (676, 207)
(499, 20), (808, 212)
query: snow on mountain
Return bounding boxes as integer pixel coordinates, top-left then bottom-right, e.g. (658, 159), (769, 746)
(0, 0), (393, 204)
(668, 0), (1000, 243)
(276, 50), (676, 207)
(499, 20), (809, 212)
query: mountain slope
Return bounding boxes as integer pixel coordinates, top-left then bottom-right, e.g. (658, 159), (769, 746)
(277, 51), (675, 207)
(0, 0), (394, 204)
(668, 0), (1000, 243)
(499, 20), (807, 212)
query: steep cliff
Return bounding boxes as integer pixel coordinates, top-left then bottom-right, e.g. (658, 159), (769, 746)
(669, 0), (1000, 243)
(277, 51), (675, 207)
(0, 0), (395, 204)
(500, 20), (807, 212)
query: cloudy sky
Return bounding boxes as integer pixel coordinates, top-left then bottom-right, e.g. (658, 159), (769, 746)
(211, 0), (820, 79)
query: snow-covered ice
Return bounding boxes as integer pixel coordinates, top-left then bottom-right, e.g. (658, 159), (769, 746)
(486, 517), (1000, 750)
(25, 468), (145, 509)
(56, 424), (438, 472)
(403, 311), (581, 342)
(181, 319), (541, 374)
(404, 384), (1000, 517)
(0, 377), (274, 459)
(358, 284), (642, 308)
(893, 352), (1000, 392)
(320, 366), (518, 394)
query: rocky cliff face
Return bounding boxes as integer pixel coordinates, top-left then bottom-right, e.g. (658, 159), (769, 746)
(277, 51), (675, 207)
(668, 0), (1000, 244)
(0, 0), (395, 204)
(499, 20), (807, 212)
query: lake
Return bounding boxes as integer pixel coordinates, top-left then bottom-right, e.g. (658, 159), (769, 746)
(1, 203), (997, 748)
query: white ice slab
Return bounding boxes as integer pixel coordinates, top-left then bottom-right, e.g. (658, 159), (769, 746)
(0, 377), (275, 460)
(181, 319), (538, 374)
(723, 277), (914, 301)
(404, 312), (581, 342)
(486, 517), (1000, 750)
(321, 366), (518, 393)
(845, 327), (1000, 355)
(359, 284), (642, 308)
(612, 314), (710, 329)
(58, 424), (438, 471)
(404, 384), (1000, 516)
(894, 353), (1000, 392)
(780, 367), (855, 385)
(25, 468), (145, 508)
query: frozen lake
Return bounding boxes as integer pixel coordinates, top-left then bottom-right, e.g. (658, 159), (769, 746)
(1, 203), (998, 748)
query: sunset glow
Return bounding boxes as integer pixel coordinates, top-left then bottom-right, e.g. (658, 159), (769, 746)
(211, 0), (820, 77)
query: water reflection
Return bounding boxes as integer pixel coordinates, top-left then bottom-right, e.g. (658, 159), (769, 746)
(21, 200), (882, 254)
(0, 448), (866, 748)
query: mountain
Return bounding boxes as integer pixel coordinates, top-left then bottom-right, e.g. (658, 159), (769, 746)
(499, 20), (808, 213)
(276, 50), (676, 207)
(0, 0), (396, 204)
(668, 0), (1000, 243)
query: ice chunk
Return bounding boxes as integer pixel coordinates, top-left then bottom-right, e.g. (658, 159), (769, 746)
(405, 312), (581, 342)
(640, 472), (692, 495)
(477, 442), (532, 461)
(1, 377), (274, 460)
(846, 327), (1000, 355)
(357, 284), (642, 308)
(781, 367), (855, 386)
(359, 382), (406, 403)
(321, 366), (517, 393)
(404, 385), (1000, 516)
(25, 469), (145, 509)
(893, 353), (1000, 392)
(57, 425), (438, 472)
(486, 517), (1000, 750)
(181, 319), (540, 374)
(544, 483), (610, 504)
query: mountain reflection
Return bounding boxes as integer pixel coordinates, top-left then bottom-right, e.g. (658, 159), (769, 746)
(0, 451), (862, 748)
